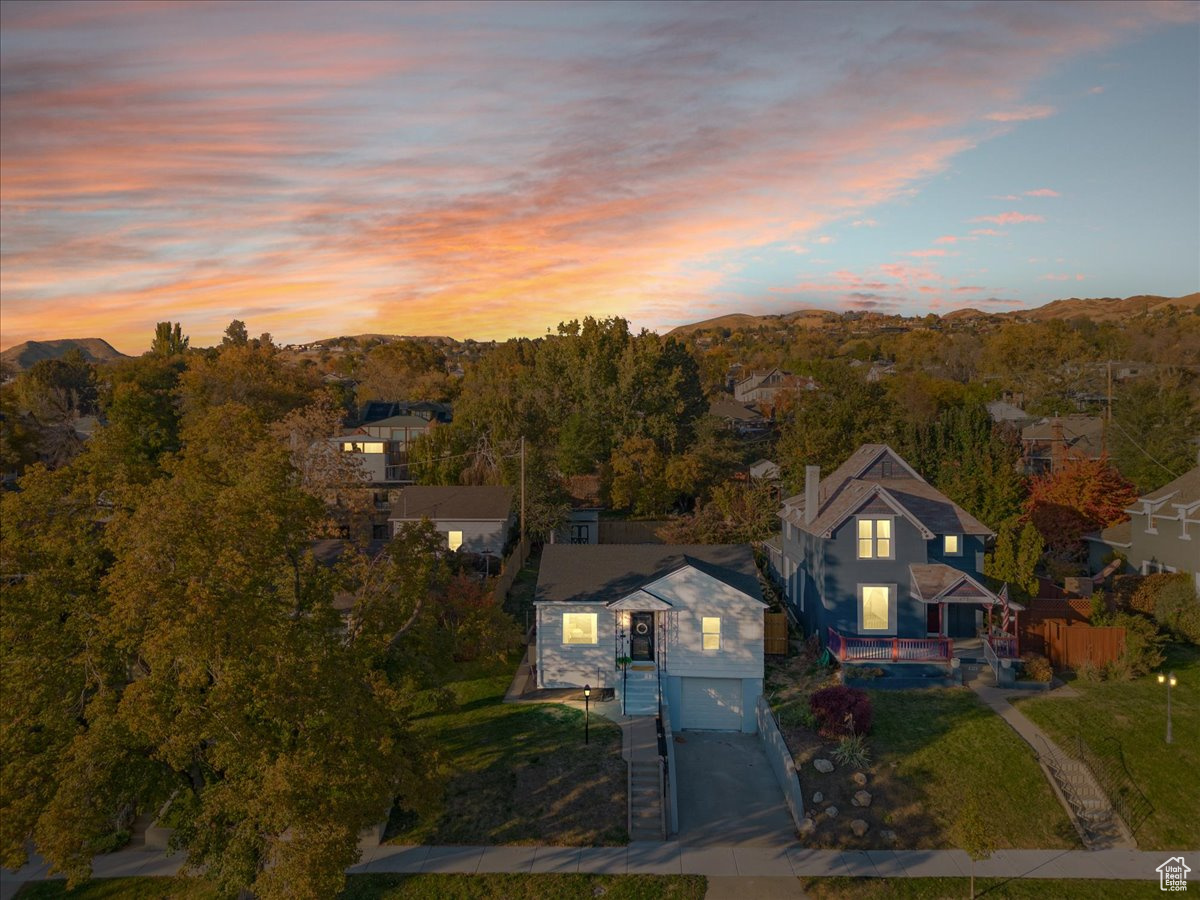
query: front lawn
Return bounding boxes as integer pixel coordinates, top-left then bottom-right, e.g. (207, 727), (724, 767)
(768, 652), (1077, 850)
(387, 655), (627, 846)
(1014, 642), (1200, 850)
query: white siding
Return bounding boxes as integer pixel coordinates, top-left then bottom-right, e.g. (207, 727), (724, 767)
(535, 603), (616, 690)
(393, 517), (510, 555)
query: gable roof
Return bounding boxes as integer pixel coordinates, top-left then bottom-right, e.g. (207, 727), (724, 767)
(780, 444), (993, 539)
(909, 563), (1022, 609)
(389, 485), (513, 522)
(535, 544), (763, 605)
(1136, 465), (1200, 511)
(709, 399), (764, 421)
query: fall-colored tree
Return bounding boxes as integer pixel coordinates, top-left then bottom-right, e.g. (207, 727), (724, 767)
(1024, 457), (1139, 562)
(1110, 372), (1200, 493)
(657, 479), (779, 544)
(221, 319), (249, 347)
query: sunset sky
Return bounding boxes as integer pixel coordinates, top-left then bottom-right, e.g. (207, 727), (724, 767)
(2, 1), (1198, 354)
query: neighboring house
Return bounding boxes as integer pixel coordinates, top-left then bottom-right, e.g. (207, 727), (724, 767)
(1020, 415), (1105, 476)
(709, 399), (770, 435)
(388, 485), (514, 555)
(361, 400), (452, 425)
(774, 444), (1014, 661)
(732, 368), (818, 404)
(331, 414), (434, 484)
(986, 400), (1035, 427)
(535, 544), (766, 732)
(549, 508), (601, 545)
(748, 459), (781, 482)
(1086, 466), (1200, 591)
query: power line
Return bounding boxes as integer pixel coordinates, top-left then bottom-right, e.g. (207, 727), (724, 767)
(1108, 417), (1181, 480)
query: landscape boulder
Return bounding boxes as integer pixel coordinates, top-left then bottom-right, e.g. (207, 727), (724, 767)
(825, 805), (839, 818)
(812, 791), (824, 804)
(852, 771), (868, 786)
(814, 759), (834, 774)
(851, 819), (870, 837)
(851, 790), (872, 808)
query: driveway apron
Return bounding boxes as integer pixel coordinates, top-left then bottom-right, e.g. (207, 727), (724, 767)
(672, 731), (795, 846)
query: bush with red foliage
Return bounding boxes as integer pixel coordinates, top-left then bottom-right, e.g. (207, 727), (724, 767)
(809, 685), (873, 738)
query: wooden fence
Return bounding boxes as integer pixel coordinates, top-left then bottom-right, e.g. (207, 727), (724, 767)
(1039, 621), (1126, 670)
(764, 613), (788, 655)
(597, 521), (668, 544)
(492, 537), (532, 604)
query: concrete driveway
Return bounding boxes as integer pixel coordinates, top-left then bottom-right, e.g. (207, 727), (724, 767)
(672, 731), (795, 846)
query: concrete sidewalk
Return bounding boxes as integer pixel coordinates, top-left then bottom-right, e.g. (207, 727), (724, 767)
(6, 843), (1195, 897)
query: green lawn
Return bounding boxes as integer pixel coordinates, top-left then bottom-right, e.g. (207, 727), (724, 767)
(16, 874), (707, 900)
(800, 877), (1164, 899)
(1014, 642), (1200, 850)
(770, 646), (1077, 850)
(387, 656), (628, 847)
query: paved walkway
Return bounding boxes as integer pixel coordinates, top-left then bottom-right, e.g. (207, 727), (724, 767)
(5, 842), (1194, 897)
(969, 682), (1134, 849)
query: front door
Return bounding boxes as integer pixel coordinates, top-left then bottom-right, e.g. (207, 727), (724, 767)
(630, 612), (655, 661)
(926, 603), (941, 636)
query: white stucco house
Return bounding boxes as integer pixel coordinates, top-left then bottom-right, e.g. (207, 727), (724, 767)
(388, 485), (513, 555)
(534, 544), (766, 733)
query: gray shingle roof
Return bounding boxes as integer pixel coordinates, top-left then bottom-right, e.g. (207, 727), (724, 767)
(389, 486), (514, 522)
(780, 444), (993, 538)
(535, 544), (762, 605)
(1141, 466), (1200, 507)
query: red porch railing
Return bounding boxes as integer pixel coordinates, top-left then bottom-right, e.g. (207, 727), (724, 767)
(827, 628), (953, 662)
(986, 635), (1019, 658)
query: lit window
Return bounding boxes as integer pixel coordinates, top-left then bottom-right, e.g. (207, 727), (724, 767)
(702, 616), (721, 651)
(944, 534), (961, 555)
(859, 585), (893, 632)
(857, 518), (892, 559)
(563, 613), (598, 645)
(447, 530), (463, 551)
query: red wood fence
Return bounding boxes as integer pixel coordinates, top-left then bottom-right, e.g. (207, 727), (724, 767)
(1039, 621), (1126, 670)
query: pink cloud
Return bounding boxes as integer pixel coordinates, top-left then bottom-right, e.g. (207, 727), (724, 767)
(1024, 188), (1061, 197)
(851, 219), (879, 228)
(970, 228), (1006, 236)
(934, 235), (960, 244)
(907, 248), (948, 258)
(1040, 273), (1085, 282)
(971, 212), (1045, 225)
(984, 105), (1057, 122)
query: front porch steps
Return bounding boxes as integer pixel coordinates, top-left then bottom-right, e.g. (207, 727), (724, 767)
(622, 669), (659, 717)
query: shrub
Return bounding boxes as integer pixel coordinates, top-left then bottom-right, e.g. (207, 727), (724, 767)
(831, 733), (871, 769)
(1153, 575), (1200, 645)
(809, 685), (872, 738)
(1111, 574), (1142, 612)
(1020, 652), (1053, 682)
(1110, 611), (1166, 676)
(1129, 573), (1181, 618)
(1076, 659), (1105, 682)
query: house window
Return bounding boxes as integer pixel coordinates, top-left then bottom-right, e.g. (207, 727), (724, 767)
(702, 616), (721, 650)
(341, 441), (385, 454)
(563, 613), (598, 645)
(857, 518), (893, 559)
(944, 534), (961, 556)
(447, 530), (463, 551)
(859, 584), (894, 633)
(570, 524), (589, 544)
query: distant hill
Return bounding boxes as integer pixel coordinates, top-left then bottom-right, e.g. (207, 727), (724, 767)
(666, 308), (836, 337)
(1008, 293), (1199, 322)
(665, 293), (1198, 335)
(1, 338), (128, 371)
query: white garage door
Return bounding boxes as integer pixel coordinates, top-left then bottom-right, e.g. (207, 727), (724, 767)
(680, 678), (742, 731)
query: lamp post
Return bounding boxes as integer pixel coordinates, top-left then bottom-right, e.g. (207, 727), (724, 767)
(583, 684), (591, 745)
(1157, 672), (1177, 744)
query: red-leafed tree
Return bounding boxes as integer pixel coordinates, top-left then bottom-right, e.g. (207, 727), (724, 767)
(1024, 457), (1139, 562)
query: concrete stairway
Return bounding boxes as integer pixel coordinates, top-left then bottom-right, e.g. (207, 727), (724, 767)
(623, 668), (659, 716)
(1037, 737), (1131, 849)
(628, 759), (665, 842)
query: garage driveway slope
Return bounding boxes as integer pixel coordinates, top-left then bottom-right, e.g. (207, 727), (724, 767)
(673, 731), (795, 846)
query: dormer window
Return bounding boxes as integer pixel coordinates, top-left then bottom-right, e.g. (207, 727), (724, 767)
(944, 535), (961, 556)
(857, 517), (893, 559)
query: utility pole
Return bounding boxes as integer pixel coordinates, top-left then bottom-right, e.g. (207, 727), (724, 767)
(520, 436), (526, 542)
(1104, 360), (1113, 454)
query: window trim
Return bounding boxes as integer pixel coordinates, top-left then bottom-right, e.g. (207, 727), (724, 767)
(943, 534), (962, 556)
(857, 583), (896, 635)
(562, 612), (599, 645)
(855, 516), (895, 560)
(701, 616), (721, 651)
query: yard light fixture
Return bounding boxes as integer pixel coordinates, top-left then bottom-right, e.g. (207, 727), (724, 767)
(584, 684), (591, 745)
(1157, 672), (1177, 744)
